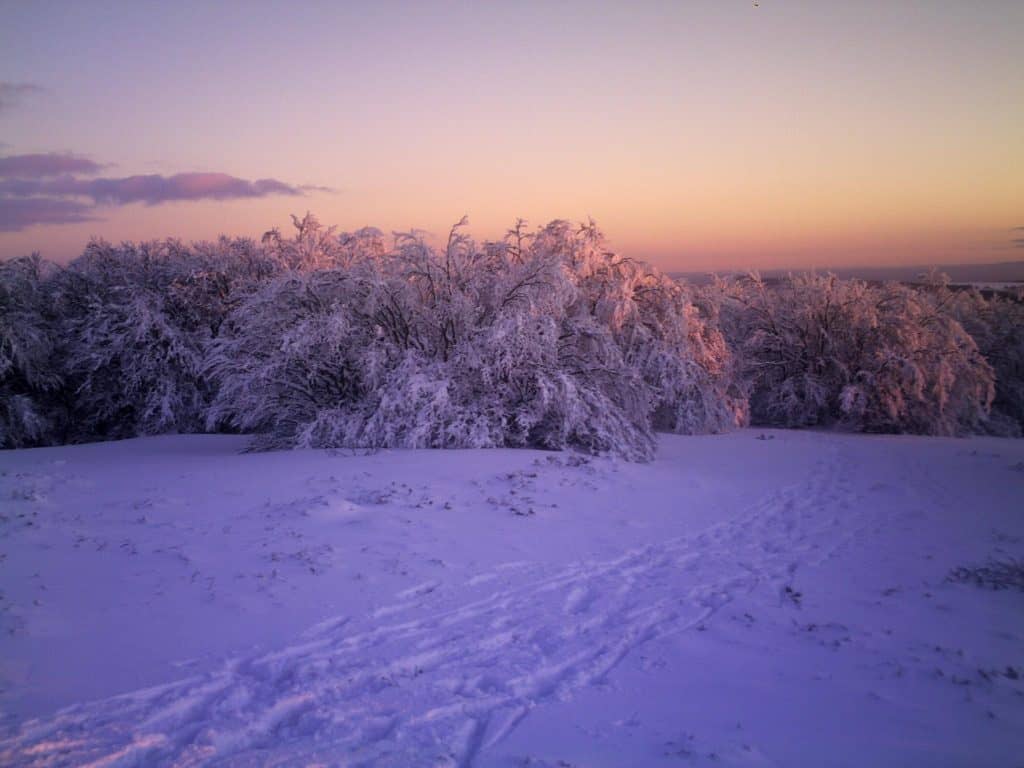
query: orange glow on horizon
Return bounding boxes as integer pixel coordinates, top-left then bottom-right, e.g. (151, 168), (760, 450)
(1, 2), (1021, 270)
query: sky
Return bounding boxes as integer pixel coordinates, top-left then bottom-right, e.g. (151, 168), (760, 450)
(0, 0), (1021, 271)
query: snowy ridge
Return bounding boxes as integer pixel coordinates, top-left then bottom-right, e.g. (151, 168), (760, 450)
(2, 448), (853, 766)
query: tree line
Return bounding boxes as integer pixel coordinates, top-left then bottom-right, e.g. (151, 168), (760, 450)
(2, 215), (1021, 456)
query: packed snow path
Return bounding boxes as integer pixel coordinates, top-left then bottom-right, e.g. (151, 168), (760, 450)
(1, 432), (1022, 766)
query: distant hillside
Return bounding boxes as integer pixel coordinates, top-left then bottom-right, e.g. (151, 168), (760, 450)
(671, 260), (1024, 286)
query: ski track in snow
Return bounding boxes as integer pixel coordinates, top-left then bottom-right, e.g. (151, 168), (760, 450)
(1, 446), (867, 766)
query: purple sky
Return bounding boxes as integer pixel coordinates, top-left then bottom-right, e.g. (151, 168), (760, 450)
(1, 1), (1021, 269)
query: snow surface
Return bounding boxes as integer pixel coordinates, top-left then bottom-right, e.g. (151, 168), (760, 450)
(1, 430), (1022, 766)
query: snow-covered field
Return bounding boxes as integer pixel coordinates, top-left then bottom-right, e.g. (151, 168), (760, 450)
(1, 430), (1022, 767)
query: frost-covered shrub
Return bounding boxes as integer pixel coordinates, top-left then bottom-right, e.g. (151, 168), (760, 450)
(7, 212), (1016, 453)
(185, 235), (284, 332)
(0, 255), (62, 447)
(947, 285), (1024, 436)
(52, 241), (214, 439)
(260, 213), (367, 272)
(208, 218), (743, 458)
(717, 273), (994, 435)
(597, 257), (747, 435)
(205, 268), (371, 448)
(48, 233), (285, 442)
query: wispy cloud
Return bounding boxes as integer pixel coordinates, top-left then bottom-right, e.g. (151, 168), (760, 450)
(87, 173), (305, 205)
(1012, 239), (1024, 248)
(0, 144), (328, 230)
(0, 82), (43, 114)
(0, 197), (98, 232)
(0, 172), (306, 205)
(0, 152), (104, 178)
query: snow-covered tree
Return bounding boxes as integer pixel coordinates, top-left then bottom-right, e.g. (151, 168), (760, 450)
(185, 235), (284, 332)
(207, 218), (744, 459)
(16, 212), (1010, 454)
(716, 273), (994, 435)
(52, 240), (217, 439)
(260, 213), (355, 272)
(945, 283), (1024, 435)
(0, 254), (62, 447)
(205, 268), (370, 448)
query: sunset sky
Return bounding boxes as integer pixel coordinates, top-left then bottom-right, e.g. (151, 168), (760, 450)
(1, 0), (1021, 271)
